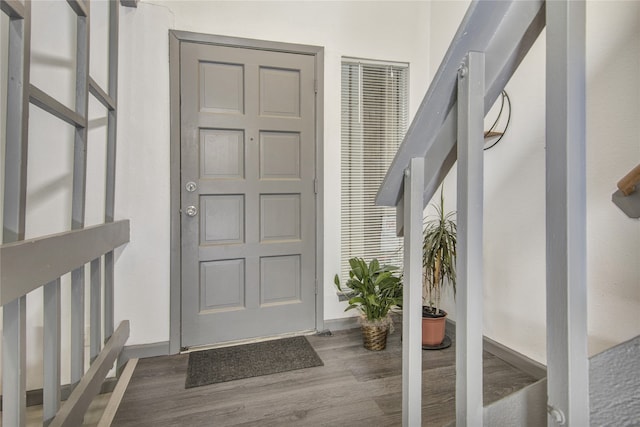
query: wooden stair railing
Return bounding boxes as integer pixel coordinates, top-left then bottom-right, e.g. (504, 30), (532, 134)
(617, 163), (640, 196)
(612, 163), (640, 218)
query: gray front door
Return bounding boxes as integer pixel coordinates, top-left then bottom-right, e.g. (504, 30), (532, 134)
(180, 42), (317, 348)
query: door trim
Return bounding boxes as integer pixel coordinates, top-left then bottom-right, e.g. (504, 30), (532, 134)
(168, 31), (324, 354)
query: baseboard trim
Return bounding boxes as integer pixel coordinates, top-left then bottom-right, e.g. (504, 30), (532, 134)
(126, 321), (362, 359)
(323, 316), (360, 332)
(444, 318), (546, 380)
(483, 336), (547, 380)
(117, 341), (170, 369)
(126, 320), (361, 360)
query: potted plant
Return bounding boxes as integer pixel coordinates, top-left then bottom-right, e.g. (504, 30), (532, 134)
(334, 257), (402, 351)
(422, 188), (457, 346)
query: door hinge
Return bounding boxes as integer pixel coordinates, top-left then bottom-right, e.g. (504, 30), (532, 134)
(313, 178), (318, 194)
(314, 79), (318, 94)
(315, 279), (319, 295)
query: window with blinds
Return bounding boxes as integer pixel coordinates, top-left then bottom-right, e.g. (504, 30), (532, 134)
(340, 58), (409, 280)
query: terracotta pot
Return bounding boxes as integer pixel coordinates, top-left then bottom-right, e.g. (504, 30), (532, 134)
(422, 310), (447, 346)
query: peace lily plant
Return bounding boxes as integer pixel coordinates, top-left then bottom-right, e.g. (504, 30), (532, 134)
(334, 257), (402, 321)
(335, 257), (402, 350)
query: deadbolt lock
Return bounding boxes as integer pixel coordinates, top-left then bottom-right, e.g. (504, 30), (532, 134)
(185, 181), (197, 192)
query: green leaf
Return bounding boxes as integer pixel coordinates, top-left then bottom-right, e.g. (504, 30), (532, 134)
(348, 296), (366, 306)
(334, 274), (341, 291)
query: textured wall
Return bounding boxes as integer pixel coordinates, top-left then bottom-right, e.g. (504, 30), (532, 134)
(590, 335), (640, 425)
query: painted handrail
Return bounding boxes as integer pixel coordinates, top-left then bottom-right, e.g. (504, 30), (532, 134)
(0, 220), (130, 306)
(375, 0), (545, 208)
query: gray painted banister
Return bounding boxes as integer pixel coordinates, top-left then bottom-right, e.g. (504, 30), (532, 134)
(29, 84), (87, 128)
(48, 321), (131, 427)
(2, 0), (32, 423)
(0, 223), (130, 426)
(401, 158), (424, 426)
(43, 278), (62, 424)
(456, 51), (485, 426)
(104, 0), (120, 342)
(66, 0), (88, 17)
(0, 0), (25, 18)
(376, 0), (545, 208)
(545, 1), (590, 424)
(1, 0), (126, 425)
(70, 0), (90, 387)
(379, 0), (590, 425)
(0, 220), (130, 306)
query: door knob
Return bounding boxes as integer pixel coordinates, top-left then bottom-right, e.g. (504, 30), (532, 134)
(185, 205), (198, 217)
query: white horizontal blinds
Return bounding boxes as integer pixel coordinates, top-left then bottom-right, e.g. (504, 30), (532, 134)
(340, 59), (408, 280)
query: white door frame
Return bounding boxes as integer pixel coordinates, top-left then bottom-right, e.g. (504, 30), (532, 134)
(168, 31), (325, 353)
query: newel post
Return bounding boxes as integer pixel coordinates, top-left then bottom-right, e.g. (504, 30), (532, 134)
(401, 157), (425, 427)
(545, 1), (589, 425)
(456, 50), (485, 426)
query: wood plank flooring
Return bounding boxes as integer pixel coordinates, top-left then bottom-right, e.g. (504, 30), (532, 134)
(0, 392), (111, 427)
(112, 327), (537, 426)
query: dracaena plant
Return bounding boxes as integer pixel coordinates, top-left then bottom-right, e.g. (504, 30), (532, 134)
(423, 187), (457, 315)
(334, 257), (402, 322)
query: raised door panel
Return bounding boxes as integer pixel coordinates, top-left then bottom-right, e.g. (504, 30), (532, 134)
(200, 61), (244, 114)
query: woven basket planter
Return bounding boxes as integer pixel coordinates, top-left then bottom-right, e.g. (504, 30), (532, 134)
(361, 323), (389, 351)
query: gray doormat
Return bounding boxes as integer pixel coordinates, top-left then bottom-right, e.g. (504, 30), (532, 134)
(185, 336), (323, 388)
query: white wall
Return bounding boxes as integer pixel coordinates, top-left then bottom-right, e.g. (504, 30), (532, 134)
(584, 1), (640, 356)
(115, 1), (432, 345)
(115, 3), (174, 346)
(431, 1), (640, 363)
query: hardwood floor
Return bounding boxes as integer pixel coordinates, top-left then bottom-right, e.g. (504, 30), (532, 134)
(112, 327), (537, 426)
